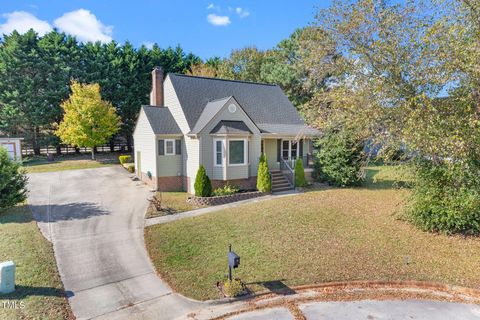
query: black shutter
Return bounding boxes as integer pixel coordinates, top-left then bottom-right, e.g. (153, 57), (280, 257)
(299, 139), (303, 157)
(158, 140), (165, 155)
(175, 140), (181, 155)
(277, 139), (281, 162)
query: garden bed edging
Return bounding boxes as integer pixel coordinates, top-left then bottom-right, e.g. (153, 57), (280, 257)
(188, 191), (267, 206)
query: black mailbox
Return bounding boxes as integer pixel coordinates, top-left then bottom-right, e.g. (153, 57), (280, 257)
(228, 251), (240, 269)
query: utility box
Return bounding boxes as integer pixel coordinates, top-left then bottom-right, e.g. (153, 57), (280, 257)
(0, 261), (15, 294)
(228, 251), (240, 269)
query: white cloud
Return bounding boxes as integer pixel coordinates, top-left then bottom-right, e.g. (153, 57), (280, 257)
(142, 41), (154, 49)
(54, 9), (112, 43)
(0, 11), (52, 36)
(207, 13), (231, 26)
(206, 3), (215, 9)
(235, 7), (250, 18)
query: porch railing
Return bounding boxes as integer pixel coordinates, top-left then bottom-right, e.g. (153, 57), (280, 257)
(282, 154), (314, 170)
(280, 158), (295, 188)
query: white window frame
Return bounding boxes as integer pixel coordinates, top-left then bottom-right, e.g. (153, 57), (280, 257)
(281, 140), (298, 160)
(165, 139), (175, 155)
(228, 138), (247, 166)
(214, 139), (225, 167)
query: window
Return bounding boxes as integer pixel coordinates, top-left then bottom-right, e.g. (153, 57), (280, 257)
(282, 140), (290, 160)
(1, 143), (15, 160)
(291, 141), (297, 160)
(229, 139), (246, 165)
(165, 139), (175, 155)
(214, 139), (224, 166)
(282, 140), (298, 160)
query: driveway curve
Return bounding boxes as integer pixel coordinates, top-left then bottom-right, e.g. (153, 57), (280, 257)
(28, 166), (201, 320)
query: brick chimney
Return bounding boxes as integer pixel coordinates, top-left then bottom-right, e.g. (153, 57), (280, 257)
(150, 67), (164, 106)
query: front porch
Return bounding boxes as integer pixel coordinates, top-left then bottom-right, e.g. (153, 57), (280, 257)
(262, 138), (315, 190)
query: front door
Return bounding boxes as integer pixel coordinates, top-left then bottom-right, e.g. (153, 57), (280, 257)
(281, 140), (298, 161)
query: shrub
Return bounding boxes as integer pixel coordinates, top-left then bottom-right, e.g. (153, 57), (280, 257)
(119, 155), (132, 164)
(294, 158), (307, 187)
(256, 154), (271, 192)
(127, 164), (135, 173)
(212, 184), (239, 196)
(0, 148), (28, 209)
(222, 279), (244, 297)
(407, 159), (480, 235)
(194, 165), (212, 197)
(313, 129), (364, 187)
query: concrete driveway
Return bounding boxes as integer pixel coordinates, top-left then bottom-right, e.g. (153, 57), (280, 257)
(222, 300), (480, 320)
(28, 167), (200, 320)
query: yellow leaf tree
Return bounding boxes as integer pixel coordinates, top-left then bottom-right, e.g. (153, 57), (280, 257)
(56, 81), (120, 160)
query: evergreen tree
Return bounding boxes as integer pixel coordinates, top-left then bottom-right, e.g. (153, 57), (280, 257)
(256, 153), (271, 192)
(194, 165), (212, 197)
(0, 30), (61, 154)
(0, 148), (28, 209)
(294, 158), (307, 187)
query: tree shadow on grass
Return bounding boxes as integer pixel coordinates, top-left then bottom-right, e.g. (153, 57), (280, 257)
(364, 168), (412, 190)
(245, 279), (296, 295)
(0, 203), (109, 224)
(0, 285), (74, 299)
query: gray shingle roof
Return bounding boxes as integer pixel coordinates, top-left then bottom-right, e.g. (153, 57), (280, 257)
(190, 97), (232, 134)
(210, 121), (252, 135)
(168, 74), (307, 131)
(142, 106), (182, 134)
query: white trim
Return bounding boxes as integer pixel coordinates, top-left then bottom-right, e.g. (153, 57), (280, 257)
(213, 138), (225, 167)
(165, 139), (175, 155)
(228, 138), (247, 166)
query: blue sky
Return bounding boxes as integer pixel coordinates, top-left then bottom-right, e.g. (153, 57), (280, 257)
(0, 0), (330, 59)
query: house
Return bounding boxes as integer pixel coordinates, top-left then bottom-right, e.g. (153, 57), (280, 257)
(133, 67), (321, 193)
(0, 136), (23, 160)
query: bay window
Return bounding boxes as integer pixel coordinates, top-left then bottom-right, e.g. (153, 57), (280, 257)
(229, 139), (247, 165)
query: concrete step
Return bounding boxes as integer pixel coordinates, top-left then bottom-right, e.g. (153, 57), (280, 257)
(272, 186), (294, 192)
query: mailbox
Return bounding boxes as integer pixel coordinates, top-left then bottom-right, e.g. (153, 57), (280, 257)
(0, 261), (15, 294)
(228, 251), (240, 269)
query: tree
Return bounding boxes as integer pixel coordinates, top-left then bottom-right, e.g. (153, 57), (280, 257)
(307, 0), (480, 233)
(187, 63), (218, 77)
(0, 148), (28, 209)
(217, 47), (266, 82)
(194, 165), (212, 197)
(56, 81), (120, 159)
(0, 30), (64, 155)
(256, 153), (271, 192)
(294, 158), (307, 187)
(313, 128), (364, 187)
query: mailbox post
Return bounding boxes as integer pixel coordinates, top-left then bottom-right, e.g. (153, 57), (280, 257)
(0, 261), (15, 294)
(227, 244), (240, 281)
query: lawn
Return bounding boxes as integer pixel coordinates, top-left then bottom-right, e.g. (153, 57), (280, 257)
(22, 153), (121, 173)
(145, 166), (480, 300)
(146, 192), (197, 219)
(0, 205), (72, 319)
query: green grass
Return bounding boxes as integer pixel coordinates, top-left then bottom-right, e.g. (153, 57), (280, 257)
(145, 166), (480, 300)
(23, 154), (120, 173)
(146, 192), (197, 219)
(0, 205), (72, 319)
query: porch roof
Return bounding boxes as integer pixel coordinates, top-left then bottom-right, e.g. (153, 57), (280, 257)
(258, 123), (321, 137)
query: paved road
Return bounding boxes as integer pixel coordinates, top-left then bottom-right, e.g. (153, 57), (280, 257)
(28, 167), (201, 320)
(225, 300), (480, 320)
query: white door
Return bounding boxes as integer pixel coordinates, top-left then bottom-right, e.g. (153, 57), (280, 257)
(1, 143), (15, 160)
